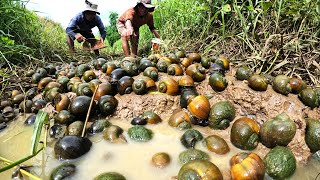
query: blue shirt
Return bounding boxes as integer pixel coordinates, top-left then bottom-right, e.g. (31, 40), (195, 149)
(66, 12), (106, 40)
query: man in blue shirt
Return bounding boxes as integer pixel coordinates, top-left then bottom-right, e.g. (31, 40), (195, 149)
(66, 1), (106, 55)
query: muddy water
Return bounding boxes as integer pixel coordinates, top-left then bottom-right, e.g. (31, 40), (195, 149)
(1, 116), (320, 180)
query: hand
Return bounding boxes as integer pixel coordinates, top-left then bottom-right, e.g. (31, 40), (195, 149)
(75, 34), (84, 43)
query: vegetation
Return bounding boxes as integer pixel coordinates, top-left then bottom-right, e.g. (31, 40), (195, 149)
(105, 12), (121, 47)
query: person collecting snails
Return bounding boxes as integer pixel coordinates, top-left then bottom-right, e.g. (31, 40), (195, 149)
(117, 0), (160, 57)
(66, 0), (106, 56)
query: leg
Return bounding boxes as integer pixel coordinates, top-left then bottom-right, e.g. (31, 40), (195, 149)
(86, 38), (99, 56)
(66, 35), (75, 53)
(121, 36), (130, 57)
(131, 31), (139, 57)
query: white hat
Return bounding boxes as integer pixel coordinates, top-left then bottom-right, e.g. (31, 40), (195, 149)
(136, 0), (155, 11)
(84, 0), (100, 15)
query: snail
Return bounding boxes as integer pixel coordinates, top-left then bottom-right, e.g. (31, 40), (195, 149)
(158, 77), (179, 95)
(248, 74), (268, 91)
(98, 95), (118, 116)
(178, 160), (223, 180)
(143, 67), (158, 81)
(132, 76), (156, 95)
(272, 75), (292, 95)
(117, 76), (134, 95)
(167, 64), (183, 76)
(186, 63), (206, 82)
(54, 136), (92, 160)
(203, 135), (230, 155)
(208, 101), (236, 130)
(209, 72), (228, 92)
(168, 110), (192, 130)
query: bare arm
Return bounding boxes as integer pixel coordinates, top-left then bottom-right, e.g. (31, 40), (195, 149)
(151, 29), (160, 38)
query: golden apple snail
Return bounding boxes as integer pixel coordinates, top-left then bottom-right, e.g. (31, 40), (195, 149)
(180, 129), (203, 148)
(203, 135), (229, 155)
(151, 152), (171, 168)
(141, 111), (162, 124)
(186, 63), (206, 82)
(132, 76), (156, 95)
(179, 149), (209, 165)
(187, 95), (210, 122)
(272, 75), (292, 95)
(158, 77), (179, 95)
(98, 95), (118, 116)
(167, 64), (183, 76)
(299, 88), (319, 108)
(231, 117), (260, 150)
(178, 75), (194, 88)
(94, 172), (126, 180)
(54, 136), (92, 160)
(187, 52), (201, 62)
(248, 74), (268, 91)
(230, 152), (265, 180)
(208, 101), (236, 130)
(209, 72), (228, 92)
(117, 76), (134, 95)
(50, 163), (76, 180)
(289, 77), (307, 94)
(103, 125), (127, 143)
(235, 65), (253, 80)
(143, 67), (158, 81)
(178, 160), (223, 180)
(128, 126), (153, 142)
(180, 87), (198, 108)
(260, 112), (296, 148)
(305, 118), (320, 153)
(168, 110), (192, 130)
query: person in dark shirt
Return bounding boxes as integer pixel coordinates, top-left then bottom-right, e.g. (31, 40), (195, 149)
(66, 1), (106, 55)
(117, 0), (160, 57)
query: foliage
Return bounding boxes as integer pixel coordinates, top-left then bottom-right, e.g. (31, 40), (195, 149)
(105, 12), (121, 47)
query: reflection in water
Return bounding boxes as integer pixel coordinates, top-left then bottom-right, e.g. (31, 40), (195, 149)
(0, 116), (320, 180)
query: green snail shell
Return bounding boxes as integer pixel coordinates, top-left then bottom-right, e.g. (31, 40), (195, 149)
(128, 126), (153, 142)
(94, 172), (126, 180)
(50, 163), (76, 180)
(305, 118), (320, 153)
(204, 135), (230, 154)
(248, 74), (268, 91)
(178, 160), (223, 180)
(260, 112), (296, 148)
(103, 125), (126, 143)
(208, 101), (236, 130)
(299, 88), (319, 108)
(98, 95), (118, 116)
(143, 67), (158, 81)
(180, 129), (203, 149)
(272, 75), (292, 95)
(236, 65), (253, 80)
(209, 72), (228, 92)
(157, 59), (171, 73)
(179, 149), (209, 165)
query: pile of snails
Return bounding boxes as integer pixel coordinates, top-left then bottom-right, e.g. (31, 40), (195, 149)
(0, 49), (319, 180)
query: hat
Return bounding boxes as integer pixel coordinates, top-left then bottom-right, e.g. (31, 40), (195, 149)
(136, 0), (155, 12)
(84, 0), (100, 15)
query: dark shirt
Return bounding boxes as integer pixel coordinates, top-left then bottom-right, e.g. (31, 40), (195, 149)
(117, 7), (155, 31)
(66, 12), (106, 39)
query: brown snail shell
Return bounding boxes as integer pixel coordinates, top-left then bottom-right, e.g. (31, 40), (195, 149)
(45, 87), (61, 102)
(272, 75), (292, 95)
(12, 94), (25, 105)
(231, 117), (260, 150)
(94, 82), (114, 100)
(175, 49), (186, 58)
(101, 62), (116, 75)
(186, 63), (206, 82)
(209, 72), (228, 92)
(178, 75), (194, 87)
(187, 52), (201, 62)
(103, 125), (127, 143)
(204, 135), (230, 155)
(289, 78), (307, 94)
(215, 55), (230, 70)
(180, 57), (193, 68)
(82, 70), (96, 82)
(67, 77), (81, 92)
(132, 76), (156, 95)
(141, 111), (162, 124)
(178, 160), (223, 180)
(187, 95), (210, 121)
(151, 152), (171, 168)
(168, 110), (192, 130)
(67, 121), (84, 136)
(248, 74), (268, 91)
(167, 64), (183, 76)
(143, 67), (158, 81)
(148, 54), (162, 63)
(230, 152), (265, 180)
(54, 94), (70, 112)
(158, 77), (179, 95)
(38, 77), (53, 90)
(44, 82), (62, 93)
(54, 110), (75, 125)
(117, 76), (134, 95)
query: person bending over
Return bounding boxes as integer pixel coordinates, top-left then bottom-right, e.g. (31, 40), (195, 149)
(66, 0), (106, 56)
(117, 0), (160, 57)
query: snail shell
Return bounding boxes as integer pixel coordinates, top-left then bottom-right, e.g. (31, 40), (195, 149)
(54, 94), (70, 112)
(204, 135), (230, 155)
(186, 63), (206, 82)
(209, 72), (228, 92)
(178, 75), (194, 88)
(187, 95), (210, 121)
(117, 76), (134, 95)
(98, 95), (118, 116)
(94, 82), (114, 100)
(132, 76), (156, 95)
(158, 77), (179, 95)
(167, 64), (183, 76)
(248, 74), (268, 91)
(187, 52), (201, 62)
(272, 75), (292, 95)
(143, 67), (159, 81)
(168, 110), (192, 130)
(82, 70), (96, 82)
(178, 160), (223, 180)
(180, 57), (193, 68)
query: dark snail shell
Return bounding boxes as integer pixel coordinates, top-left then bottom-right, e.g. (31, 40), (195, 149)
(186, 63), (206, 82)
(180, 87), (198, 108)
(94, 82), (114, 100)
(76, 83), (94, 97)
(36, 67), (48, 78)
(50, 124), (67, 139)
(32, 99), (46, 113)
(180, 57), (193, 68)
(143, 67), (158, 81)
(148, 54), (162, 63)
(201, 57), (211, 69)
(175, 49), (186, 58)
(110, 68), (127, 82)
(69, 96), (93, 118)
(141, 111), (162, 124)
(75, 64), (90, 77)
(103, 125), (126, 143)
(54, 94), (70, 112)
(117, 76), (134, 95)
(305, 118), (320, 153)
(88, 119), (111, 134)
(44, 87), (61, 102)
(272, 75), (292, 95)
(139, 58), (156, 72)
(299, 88), (319, 108)
(131, 117), (147, 125)
(44, 64), (56, 75)
(44, 82), (62, 93)
(24, 114), (36, 125)
(158, 78), (179, 95)
(178, 75), (194, 88)
(54, 110), (75, 125)
(168, 110), (192, 130)
(57, 76), (70, 90)
(19, 100), (33, 113)
(187, 95), (210, 121)
(167, 64), (183, 76)
(82, 70), (96, 82)
(204, 135), (230, 155)
(120, 59), (139, 76)
(260, 112), (296, 148)
(132, 76), (156, 95)
(98, 95), (118, 116)
(54, 136), (92, 160)
(236, 65), (253, 80)
(289, 78), (307, 94)
(209, 72), (228, 92)
(152, 152), (171, 168)
(178, 160), (223, 180)
(12, 94), (25, 105)
(215, 55), (230, 70)
(208, 101), (236, 130)
(231, 117), (260, 150)
(94, 58), (107, 70)
(248, 74), (268, 91)
(94, 172), (126, 180)
(167, 53), (180, 64)
(187, 52), (201, 62)
(67, 77), (82, 92)
(101, 62), (116, 75)
(209, 63), (225, 75)
(230, 152), (265, 180)
(31, 73), (42, 84)
(179, 149), (209, 165)
(50, 164), (76, 180)
(157, 59), (171, 72)
(180, 129), (203, 149)
(38, 77), (53, 90)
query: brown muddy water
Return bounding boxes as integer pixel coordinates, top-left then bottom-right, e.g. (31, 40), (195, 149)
(1, 70), (320, 179)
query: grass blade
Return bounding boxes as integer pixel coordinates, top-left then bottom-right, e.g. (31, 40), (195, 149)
(30, 110), (49, 155)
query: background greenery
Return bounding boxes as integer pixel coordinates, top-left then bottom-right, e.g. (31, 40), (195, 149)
(0, 0), (319, 84)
